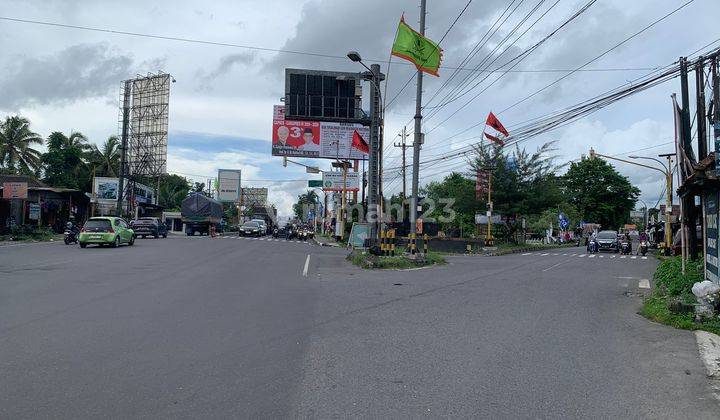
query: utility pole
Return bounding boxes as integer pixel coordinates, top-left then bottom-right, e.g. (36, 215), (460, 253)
(713, 58), (720, 171)
(409, 0), (426, 243)
(680, 57), (699, 260)
(116, 80), (131, 217)
(394, 126), (410, 198)
(486, 170), (494, 246)
(697, 56), (708, 159)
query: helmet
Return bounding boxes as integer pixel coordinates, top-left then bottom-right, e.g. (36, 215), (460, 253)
(65, 221), (73, 228)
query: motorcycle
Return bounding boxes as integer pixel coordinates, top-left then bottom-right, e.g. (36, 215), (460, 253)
(620, 240), (631, 255)
(272, 228), (279, 238)
(299, 230), (307, 241)
(639, 240), (648, 256)
(64, 222), (79, 245)
(587, 239), (598, 253)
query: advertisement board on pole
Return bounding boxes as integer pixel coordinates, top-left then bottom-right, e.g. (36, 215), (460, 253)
(29, 203), (40, 220)
(218, 169), (241, 202)
(2, 182), (28, 199)
(704, 190), (719, 283)
(322, 171), (360, 191)
(271, 105), (369, 160)
(94, 177), (119, 200)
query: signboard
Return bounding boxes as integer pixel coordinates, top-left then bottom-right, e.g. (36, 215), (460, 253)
(475, 170), (488, 199)
(349, 223), (369, 248)
(28, 203), (40, 220)
(322, 171), (360, 191)
(704, 190), (719, 283)
(630, 210), (645, 219)
(308, 180), (323, 188)
(715, 122), (720, 177)
(94, 177), (119, 200)
(475, 214), (503, 224)
(218, 169), (241, 202)
(2, 182), (28, 199)
(271, 105), (369, 160)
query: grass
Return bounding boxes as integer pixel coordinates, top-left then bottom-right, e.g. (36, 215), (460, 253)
(639, 255), (720, 335)
(348, 250), (446, 269)
(640, 294), (720, 336)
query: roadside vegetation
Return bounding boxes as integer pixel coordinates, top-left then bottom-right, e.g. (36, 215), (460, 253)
(640, 256), (720, 335)
(348, 250), (446, 269)
(0, 226), (58, 242)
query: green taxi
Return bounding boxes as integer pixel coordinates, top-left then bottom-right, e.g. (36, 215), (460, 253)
(79, 217), (135, 248)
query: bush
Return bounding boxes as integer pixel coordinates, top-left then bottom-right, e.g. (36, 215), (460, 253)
(653, 256), (703, 296)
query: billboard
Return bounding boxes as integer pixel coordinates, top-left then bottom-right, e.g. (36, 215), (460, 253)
(272, 105), (369, 160)
(217, 169), (241, 202)
(93, 177), (154, 206)
(705, 190), (719, 283)
(94, 177), (119, 200)
(126, 73), (171, 176)
(241, 187), (268, 207)
(322, 171), (360, 191)
(2, 182), (28, 199)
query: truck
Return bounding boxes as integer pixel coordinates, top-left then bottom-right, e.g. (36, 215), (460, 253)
(181, 192), (224, 236)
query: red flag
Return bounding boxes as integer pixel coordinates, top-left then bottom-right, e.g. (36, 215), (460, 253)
(484, 132), (504, 146)
(485, 112), (509, 136)
(351, 130), (369, 154)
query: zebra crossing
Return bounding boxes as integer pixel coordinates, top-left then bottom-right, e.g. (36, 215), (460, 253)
(520, 251), (650, 261)
(220, 235), (315, 245)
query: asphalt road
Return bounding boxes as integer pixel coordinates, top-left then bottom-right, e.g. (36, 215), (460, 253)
(1, 238), (718, 418)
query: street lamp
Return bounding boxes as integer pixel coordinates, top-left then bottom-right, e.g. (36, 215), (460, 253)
(347, 50), (384, 248)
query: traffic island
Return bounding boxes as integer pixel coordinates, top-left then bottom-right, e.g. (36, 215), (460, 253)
(347, 249), (446, 269)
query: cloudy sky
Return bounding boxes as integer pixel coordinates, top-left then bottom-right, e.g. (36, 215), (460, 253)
(1, 0), (718, 216)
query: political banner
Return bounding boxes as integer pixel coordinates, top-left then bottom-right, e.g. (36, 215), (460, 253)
(271, 105), (369, 160)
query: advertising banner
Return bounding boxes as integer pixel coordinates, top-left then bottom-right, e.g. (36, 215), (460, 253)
(241, 187), (268, 207)
(2, 182), (28, 199)
(322, 171), (360, 192)
(271, 105), (369, 160)
(218, 169), (242, 202)
(705, 190), (719, 283)
(94, 177), (119, 200)
(29, 203), (40, 220)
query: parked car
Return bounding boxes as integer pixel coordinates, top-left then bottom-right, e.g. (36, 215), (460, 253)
(596, 230), (619, 253)
(238, 221), (262, 237)
(79, 217), (135, 248)
(130, 217), (168, 239)
(250, 219), (268, 235)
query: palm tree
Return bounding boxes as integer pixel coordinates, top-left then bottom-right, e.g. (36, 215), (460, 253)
(88, 136), (120, 177)
(0, 116), (43, 174)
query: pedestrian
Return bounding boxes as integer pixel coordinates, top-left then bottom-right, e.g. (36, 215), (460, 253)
(210, 224), (216, 238)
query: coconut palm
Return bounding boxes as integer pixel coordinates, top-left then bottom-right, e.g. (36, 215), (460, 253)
(88, 136), (120, 177)
(0, 116), (43, 174)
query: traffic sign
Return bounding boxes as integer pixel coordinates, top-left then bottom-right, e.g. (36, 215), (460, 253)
(308, 180), (322, 188)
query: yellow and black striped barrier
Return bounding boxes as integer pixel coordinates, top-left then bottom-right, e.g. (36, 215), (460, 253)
(423, 234), (429, 254)
(390, 230), (396, 256)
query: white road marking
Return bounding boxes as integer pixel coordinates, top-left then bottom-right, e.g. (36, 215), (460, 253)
(302, 254), (310, 277)
(259, 238), (265, 241)
(641, 256), (648, 260)
(562, 253), (568, 256)
(552, 253), (559, 256)
(599, 255), (605, 258)
(610, 255), (616, 259)
(295, 240), (301, 243)
(631, 256), (637, 260)
(588, 255), (596, 258)
(620, 256), (627, 259)
(540, 253), (549, 256)
(638, 279), (650, 289)
(579, 254), (586, 258)
(522, 253), (531, 256)
(542, 260), (568, 272)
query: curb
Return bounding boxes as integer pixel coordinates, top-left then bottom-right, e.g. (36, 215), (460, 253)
(695, 330), (720, 402)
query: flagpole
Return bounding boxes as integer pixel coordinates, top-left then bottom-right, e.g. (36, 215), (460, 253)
(409, 0), (426, 255)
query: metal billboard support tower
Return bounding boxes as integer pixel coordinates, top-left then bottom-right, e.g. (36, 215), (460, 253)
(367, 63), (382, 244)
(116, 72), (172, 218)
(409, 0), (427, 244)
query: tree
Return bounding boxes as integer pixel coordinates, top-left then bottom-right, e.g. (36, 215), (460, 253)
(192, 182), (205, 193)
(293, 190), (318, 221)
(0, 116), (43, 174)
(421, 172), (479, 236)
(158, 174), (190, 210)
(88, 136), (120, 177)
(563, 157), (640, 229)
(42, 131), (91, 189)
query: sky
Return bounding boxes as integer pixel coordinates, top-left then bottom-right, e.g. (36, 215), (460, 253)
(0, 0), (718, 217)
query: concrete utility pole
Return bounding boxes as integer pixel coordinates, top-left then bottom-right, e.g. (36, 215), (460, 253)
(680, 57), (699, 260)
(368, 63), (382, 244)
(394, 126), (410, 198)
(409, 0), (427, 240)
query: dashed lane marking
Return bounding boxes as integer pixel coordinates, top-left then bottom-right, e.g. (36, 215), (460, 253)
(638, 279), (650, 289)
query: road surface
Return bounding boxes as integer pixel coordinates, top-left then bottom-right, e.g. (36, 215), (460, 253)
(1, 237), (717, 418)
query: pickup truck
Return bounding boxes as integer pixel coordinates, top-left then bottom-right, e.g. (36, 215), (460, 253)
(130, 217), (168, 239)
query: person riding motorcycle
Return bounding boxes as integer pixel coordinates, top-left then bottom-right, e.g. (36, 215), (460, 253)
(638, 231), (649, 255)
(621, 231), (632, 254)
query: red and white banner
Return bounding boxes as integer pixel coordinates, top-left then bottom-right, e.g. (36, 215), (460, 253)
(483, 112), (509, 146)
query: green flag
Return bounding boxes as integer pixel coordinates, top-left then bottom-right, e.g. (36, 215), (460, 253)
(391, 15), (443, 76)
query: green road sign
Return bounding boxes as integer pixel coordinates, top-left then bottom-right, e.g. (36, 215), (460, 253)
(308, 180), (323, 188)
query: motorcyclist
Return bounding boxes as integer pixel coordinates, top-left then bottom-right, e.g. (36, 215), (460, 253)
(622, 231), (632, 253)
(65, 221), (80, 235)
(638, 231), (649, 254)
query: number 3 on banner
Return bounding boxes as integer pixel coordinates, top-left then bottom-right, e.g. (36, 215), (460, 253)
(290, 127), (302, 138)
